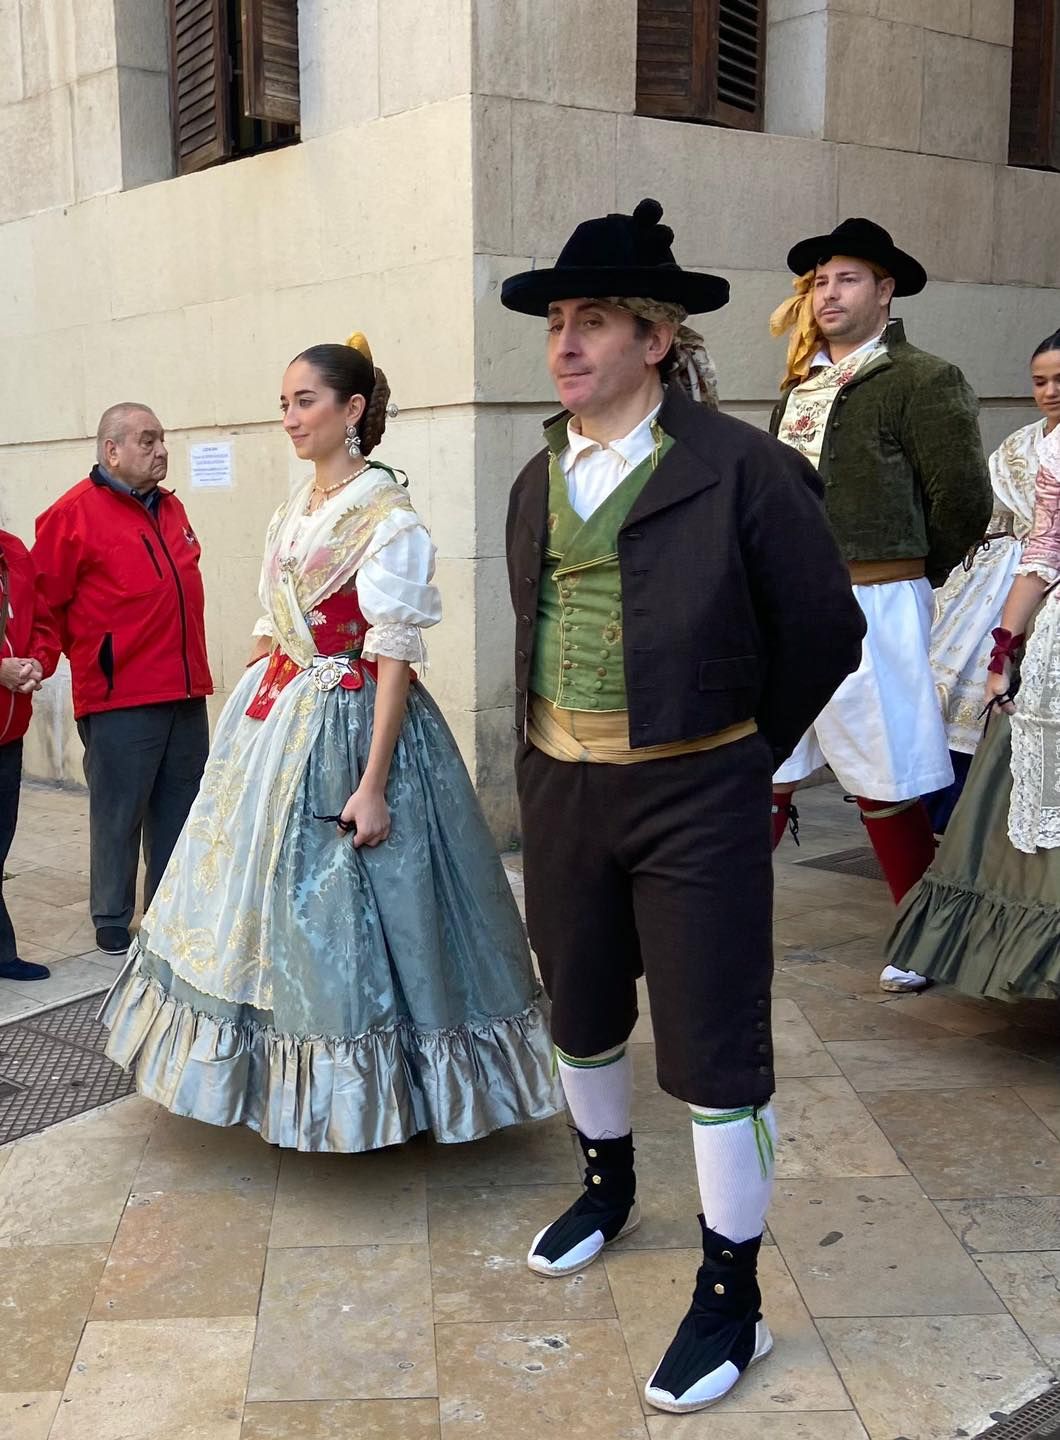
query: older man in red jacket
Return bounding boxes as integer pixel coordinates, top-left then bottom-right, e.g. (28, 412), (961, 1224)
(33, 403), (213, 957)
(0, 533), (62, 979)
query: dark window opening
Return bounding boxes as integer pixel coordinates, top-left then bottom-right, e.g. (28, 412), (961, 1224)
(636, 0), (767, 132)
(169, 0), (300, 177)
(1009, 0), (1060, 171)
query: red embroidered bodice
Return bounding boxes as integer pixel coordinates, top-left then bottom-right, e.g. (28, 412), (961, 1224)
(246, 589), (373, 720)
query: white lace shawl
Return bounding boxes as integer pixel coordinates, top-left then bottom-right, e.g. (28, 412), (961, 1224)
(251, 469), (441, 668)
(1008, 425), (1060, 849)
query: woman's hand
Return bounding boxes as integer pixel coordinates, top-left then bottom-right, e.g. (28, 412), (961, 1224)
(339, 782), (391, 848)
(984, 664), (1016, 715)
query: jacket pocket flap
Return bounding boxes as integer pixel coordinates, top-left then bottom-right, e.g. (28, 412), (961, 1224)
(698, 655), (759, 691)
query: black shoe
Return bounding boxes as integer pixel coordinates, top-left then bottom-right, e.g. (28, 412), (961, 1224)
(527, 1131), (639, 1276)
(644, 1216), (772, 1413)
(0, 957), (51, 981)
(95, 927), (131, 956)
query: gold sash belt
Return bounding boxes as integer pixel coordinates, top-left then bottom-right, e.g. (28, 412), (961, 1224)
(848, 557), (926, 586)
(527, 694), (756, 765)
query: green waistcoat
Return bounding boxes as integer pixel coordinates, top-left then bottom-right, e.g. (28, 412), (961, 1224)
(530, 419), (673, 712)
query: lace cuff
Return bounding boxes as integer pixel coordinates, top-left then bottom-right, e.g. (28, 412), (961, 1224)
(1015, 561), (1060, 585)
(251, 614), (274, 639)
(363, 621), (428, 668)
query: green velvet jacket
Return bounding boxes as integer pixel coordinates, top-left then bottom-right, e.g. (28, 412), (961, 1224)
(769, 319), (992, 586)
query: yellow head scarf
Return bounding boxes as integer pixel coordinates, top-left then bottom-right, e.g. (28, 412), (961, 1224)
(769, 272), (819, 392)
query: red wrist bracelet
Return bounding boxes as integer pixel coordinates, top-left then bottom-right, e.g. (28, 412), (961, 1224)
(987, 628), (1025, 674)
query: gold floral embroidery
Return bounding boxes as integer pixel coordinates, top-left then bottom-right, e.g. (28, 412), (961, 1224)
(187, 755), (245, 894)
(296, 487), (414, 602)
(141, 472), (422, 1012)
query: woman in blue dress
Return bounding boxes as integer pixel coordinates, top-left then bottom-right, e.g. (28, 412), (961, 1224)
(102, 333), (560, 1150)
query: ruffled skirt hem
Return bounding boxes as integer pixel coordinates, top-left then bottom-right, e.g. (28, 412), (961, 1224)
(101, 957), (563, 1152)
(887, 872), (1060, 1002)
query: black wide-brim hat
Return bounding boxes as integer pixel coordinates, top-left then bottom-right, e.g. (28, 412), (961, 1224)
(786, 217), (927, 297)
(501, 198), (730, 317)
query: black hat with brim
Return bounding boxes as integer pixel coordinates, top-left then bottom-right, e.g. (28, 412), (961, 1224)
(501, 198), (730, 317)
(786, 216), (927, 297)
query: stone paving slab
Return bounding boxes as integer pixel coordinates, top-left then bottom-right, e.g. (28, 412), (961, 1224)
(0, 781), (1057, 1437)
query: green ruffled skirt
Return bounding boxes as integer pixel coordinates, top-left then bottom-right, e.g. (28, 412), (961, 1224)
(886, 711), (1060, 1001)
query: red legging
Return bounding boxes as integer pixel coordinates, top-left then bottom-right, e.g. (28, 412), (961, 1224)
(771, 793), (797, 849)
(771, 792), (935, 905)
(856, 797), (936, 903)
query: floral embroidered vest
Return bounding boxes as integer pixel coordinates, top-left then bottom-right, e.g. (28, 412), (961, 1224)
(777, 341), (885, 471)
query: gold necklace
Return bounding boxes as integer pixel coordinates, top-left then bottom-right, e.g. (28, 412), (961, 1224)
(304, 463), (368, 515)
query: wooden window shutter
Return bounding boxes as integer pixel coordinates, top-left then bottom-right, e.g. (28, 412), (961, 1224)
(241, 0), (301, 125)
(636, 0), (766, 131)
(169, 0), (232, 175)
(1009, 0), (1060, 170)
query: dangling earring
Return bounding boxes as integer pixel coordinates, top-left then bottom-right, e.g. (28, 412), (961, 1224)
(345, 424), (362, 459)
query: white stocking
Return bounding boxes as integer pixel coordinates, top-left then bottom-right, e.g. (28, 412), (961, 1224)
(556, 1043), (633, 1140)
(689, 1103), (776, 1243)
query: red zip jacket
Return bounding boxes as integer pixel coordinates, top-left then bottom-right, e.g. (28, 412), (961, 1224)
(0, 532), (62, 746)
(32, 469), (213, 719)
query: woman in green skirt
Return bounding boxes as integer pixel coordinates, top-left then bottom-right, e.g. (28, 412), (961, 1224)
(886, 333), (1060, 1001)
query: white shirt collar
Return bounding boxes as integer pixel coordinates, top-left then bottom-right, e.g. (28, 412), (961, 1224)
(560, 401), (663, 477)
(810, 328), (887, 372)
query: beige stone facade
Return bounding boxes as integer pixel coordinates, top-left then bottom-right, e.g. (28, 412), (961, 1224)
(0, 0), (1055, 837)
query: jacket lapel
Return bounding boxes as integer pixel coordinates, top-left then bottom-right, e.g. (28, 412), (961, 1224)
(622, 387), (721, 527)
(516, 453), (550, 552)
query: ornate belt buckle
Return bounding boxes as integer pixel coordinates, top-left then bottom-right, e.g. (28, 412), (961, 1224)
(311, 656), (347, 693)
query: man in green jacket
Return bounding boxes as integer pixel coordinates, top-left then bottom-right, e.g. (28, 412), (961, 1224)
(769, 218), (992, 991)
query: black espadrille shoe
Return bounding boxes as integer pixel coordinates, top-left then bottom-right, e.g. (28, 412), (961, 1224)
(644, 1216), (772, 1412)
(527, 1131), (640, 1276)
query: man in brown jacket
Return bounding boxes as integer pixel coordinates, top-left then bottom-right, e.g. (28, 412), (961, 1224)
(501, 199), (865, 1414)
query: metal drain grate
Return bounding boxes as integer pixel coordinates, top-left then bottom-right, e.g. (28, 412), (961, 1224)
(0, 991), (133, 1145)
(796, 845), (884, 882)
(976, 1382), (1060, 1438)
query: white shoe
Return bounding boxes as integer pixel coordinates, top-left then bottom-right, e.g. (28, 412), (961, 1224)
(879, 963), (930, 993)
(527, 1201), (641, 1276)
(645, 1319), (774, 1413)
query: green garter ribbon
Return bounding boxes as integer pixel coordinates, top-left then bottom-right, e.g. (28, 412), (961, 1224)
(553, 1044), (627, 1076)
(692, 1105), (776, 1180)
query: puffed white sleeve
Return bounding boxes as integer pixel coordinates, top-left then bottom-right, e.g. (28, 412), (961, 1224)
(251, 525), (277, 638)
(359, 523), (442, 666)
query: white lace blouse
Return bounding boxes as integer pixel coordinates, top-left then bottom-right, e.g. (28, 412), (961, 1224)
(358, 524), (442, 665)
(253, 516), (442, 667)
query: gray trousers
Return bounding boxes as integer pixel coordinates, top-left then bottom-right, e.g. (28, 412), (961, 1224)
(0, 740), (23, 965)
(78, 699), (209, 930)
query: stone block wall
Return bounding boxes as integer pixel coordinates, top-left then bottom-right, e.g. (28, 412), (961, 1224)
(768, 0), (1014, 159)
(0, 0), (171, 220)
(0, 0), (1055, 841)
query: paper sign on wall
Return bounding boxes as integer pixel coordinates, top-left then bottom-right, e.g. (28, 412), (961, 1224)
(189, 442), (233, 489)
